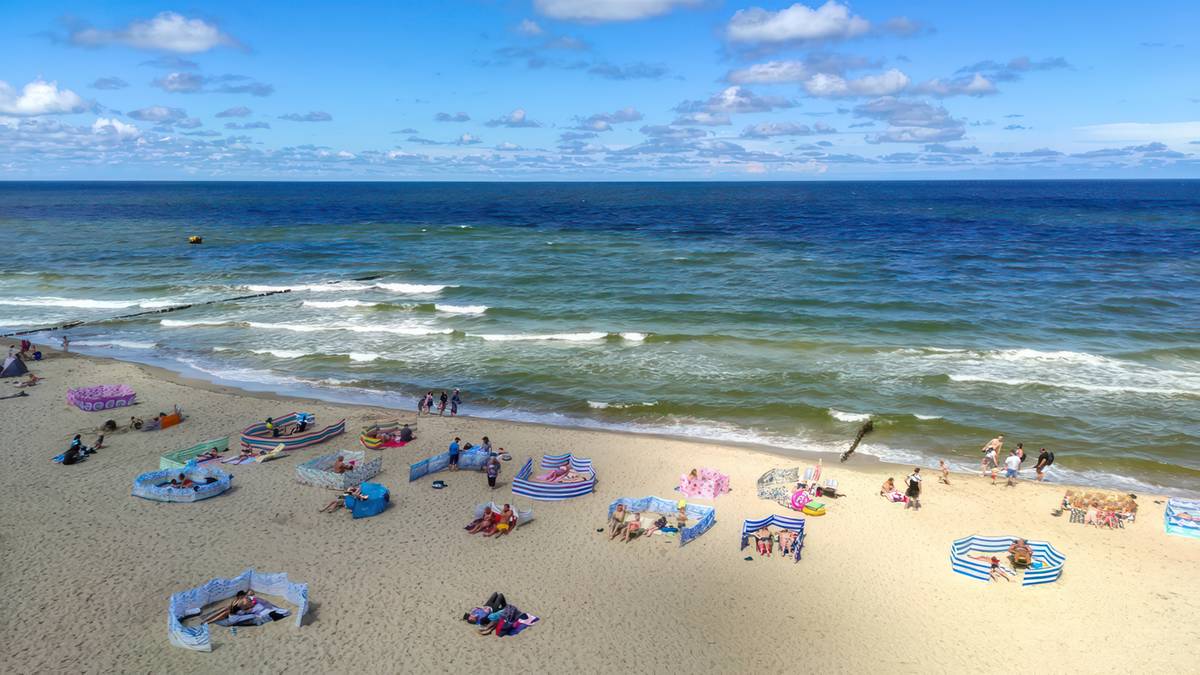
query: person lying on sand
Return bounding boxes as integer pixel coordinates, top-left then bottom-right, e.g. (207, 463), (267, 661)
(972, 555), (1011, 582)
(466, 507), (494, 534)
(485, 505), (517, 538)
(203, 590), (256, 624)
(15, 372), (41, 388)
(620, 513), (642, 542)
(643, 514), (668, 537)
(676, 506), (689, 531)
(608, 504), (628, 538)
(129, 416), (143, 431)
(320, 486), (363, 513)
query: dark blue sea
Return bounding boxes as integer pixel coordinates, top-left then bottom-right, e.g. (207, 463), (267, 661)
(2, 180), (1198, 493)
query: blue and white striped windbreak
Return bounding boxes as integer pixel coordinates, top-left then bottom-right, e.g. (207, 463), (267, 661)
(1165, 498), (1200, 539)
(741, 515), (807, 562)
(511, 453), (597, 501)
(950, 535), (1065, 586)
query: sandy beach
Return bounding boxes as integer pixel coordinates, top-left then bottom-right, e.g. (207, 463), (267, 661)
(1, 345), (1197, 674)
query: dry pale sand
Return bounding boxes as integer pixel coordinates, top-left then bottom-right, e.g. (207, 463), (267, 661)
(1, 346), (1197, 674)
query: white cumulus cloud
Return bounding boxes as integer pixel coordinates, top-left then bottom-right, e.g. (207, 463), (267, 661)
(727, 1), (870, 44)
(69, 12), (239, 53)
(92, 117), (140, 139)
(0, 79), (89, 116)
(804, 69), (910, 98)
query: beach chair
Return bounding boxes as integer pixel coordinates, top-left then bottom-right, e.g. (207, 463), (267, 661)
(1069, 507), (1086, 524)
(821, 478), (839, 497)
(799, 467), (815, 487)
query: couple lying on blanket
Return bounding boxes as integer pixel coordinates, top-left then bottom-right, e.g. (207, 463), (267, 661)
(201, 590), (290, 626)
(465, 505), (518, 537)
(462, 592), (539, 637)
(535, 465), (588, 483)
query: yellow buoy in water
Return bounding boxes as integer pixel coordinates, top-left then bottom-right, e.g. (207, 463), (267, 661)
(188, 236), (203, 244)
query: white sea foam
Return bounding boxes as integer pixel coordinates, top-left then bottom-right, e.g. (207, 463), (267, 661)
(71, 339), (156, 350)
(161, 319), (228, 328)
(0, 296), (177, 310)
(375, 282), (451, 294)
(303, 299), (379, 308)
(619, 332), (648, 342)
(473, 332), (607, 342)
(251, 348), (310, 359)
(347, 352), (381, 362)
(246, 321), (453, 336)
(914, 414), (942, 420)
(828, 409), (872, 423)
(587, 401), (610, 409)
(244, 281), (452, 295)
(435, 304), (488, 315)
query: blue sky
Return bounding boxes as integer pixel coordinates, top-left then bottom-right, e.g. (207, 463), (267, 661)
(2, 1), (1198, 179)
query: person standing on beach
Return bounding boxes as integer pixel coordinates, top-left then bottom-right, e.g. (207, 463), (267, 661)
(981, 434), (1002, 481)
(61, 335), (70, 352)
(1004, 450), (1021, 487)
(485, 454), (500, 489)
(450, 389), (462, 416)
(438, 391), (448, 416)
(448, 437), (461, 471)
(1014, 443), (1026, 465)
(905, 468), (922, 510)
(1034, 448), (1054, 481)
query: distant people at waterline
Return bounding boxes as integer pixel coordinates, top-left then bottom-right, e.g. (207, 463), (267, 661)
(1034, 448), (1055, 481)
(451, 389), (462, 416)
(438, 391), (448, 415)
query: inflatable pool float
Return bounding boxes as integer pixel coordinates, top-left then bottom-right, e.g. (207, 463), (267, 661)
(790, 489), (812, 511)
(801, 501), (826, 517)
(67, 384), (137, 412)
(132, 464), (232, 502)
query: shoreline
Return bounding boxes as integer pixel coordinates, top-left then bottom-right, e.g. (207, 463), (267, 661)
(2, 342), (1198, 673)
(52, 341), (1195, 498)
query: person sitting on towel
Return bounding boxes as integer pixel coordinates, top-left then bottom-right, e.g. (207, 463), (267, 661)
(466, 507), (494, 534)
(266, 417), (280, 437)
(293, 415), (309, 434)
(779, 529), (797, 555)
(484, 504), (517, 538)
(1008, 539), (1033, 566)
(203, 590), (257, 624)
(398, 424), (414, 443)
(608, 504), (628, 539)
(170, 472), (195, 489)
(332, 455), (354, 474)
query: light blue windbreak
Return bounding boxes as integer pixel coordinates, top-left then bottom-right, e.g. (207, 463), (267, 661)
(950, 535), (1066, 586)
(409, 448), (490, 481)
(168, 569), (308, 651)
(607, 496), (716, 547)
(296, 450), (382, 490)
(1165, 498), (1200, 539)
(131, 462), (232, 502)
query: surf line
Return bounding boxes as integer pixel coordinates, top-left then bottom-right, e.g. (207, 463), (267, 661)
(0, 274), (384, 338)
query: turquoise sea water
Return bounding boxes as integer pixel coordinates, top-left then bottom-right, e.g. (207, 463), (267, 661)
(2, 181), (1197, 494)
